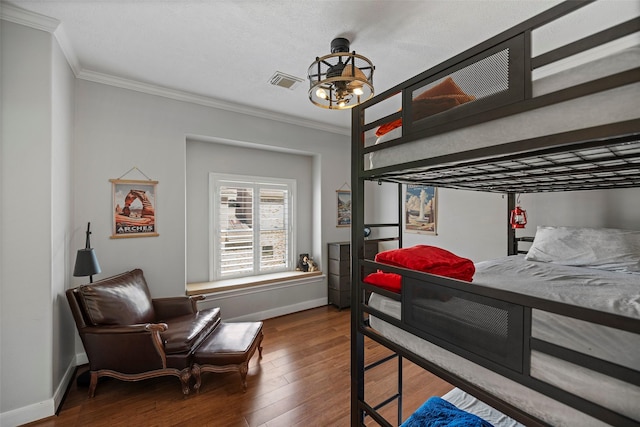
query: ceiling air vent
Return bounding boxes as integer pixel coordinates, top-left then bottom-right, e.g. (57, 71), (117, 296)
(269, 72), (304, 90)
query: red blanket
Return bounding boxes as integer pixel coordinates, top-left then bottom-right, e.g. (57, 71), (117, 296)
(364, 245), (475, 293)
(363, 271), (402, 293)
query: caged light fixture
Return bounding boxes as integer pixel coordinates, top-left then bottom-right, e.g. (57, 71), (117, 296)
(308, 37), (374, 110)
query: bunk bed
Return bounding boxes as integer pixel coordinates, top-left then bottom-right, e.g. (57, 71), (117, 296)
(350, 1), (640, 426)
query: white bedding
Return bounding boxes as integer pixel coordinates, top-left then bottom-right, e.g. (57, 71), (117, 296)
(367, 45), (640, 171)
(442, 387), (524, 427)
(473, 255), (640, 320)
(368, 256), (640, 426)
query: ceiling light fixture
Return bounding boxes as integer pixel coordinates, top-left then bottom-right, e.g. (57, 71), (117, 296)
(308, 37), (374, 110)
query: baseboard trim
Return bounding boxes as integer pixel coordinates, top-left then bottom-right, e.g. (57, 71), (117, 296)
(0, 394), (55, 427)
(0, 355), (86, 426)
(76, 352), (88, 366)
(225, 297), (328, 321)
(53, 359), (78, 413)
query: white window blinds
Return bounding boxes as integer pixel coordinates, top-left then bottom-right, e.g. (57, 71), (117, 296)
(211, 174), (294, 280)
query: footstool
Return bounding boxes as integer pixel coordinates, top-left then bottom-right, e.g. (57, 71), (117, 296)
(191, 321), (263, 392)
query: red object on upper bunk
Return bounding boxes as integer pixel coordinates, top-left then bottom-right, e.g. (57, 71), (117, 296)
(364, 245), (475, 292)
(375, 77), (475, 137)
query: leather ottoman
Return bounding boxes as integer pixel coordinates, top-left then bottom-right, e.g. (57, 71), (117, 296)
(191, 321), (263, 392)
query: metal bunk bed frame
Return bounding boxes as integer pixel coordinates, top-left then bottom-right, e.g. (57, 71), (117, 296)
(350, 1), (640, 425)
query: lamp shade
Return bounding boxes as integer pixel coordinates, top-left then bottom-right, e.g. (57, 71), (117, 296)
(73, 248), (102, 277)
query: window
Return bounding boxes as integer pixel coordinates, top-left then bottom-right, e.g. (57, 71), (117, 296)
(210, 173), (295, 280)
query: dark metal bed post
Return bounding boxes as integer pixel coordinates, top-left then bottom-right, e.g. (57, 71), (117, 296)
(351, 103), (366, 426)
(397, 354), (403, 425)
(398, 183), (403, 248)
(507, 193), (517, 256)
(349, 1), (640, 425)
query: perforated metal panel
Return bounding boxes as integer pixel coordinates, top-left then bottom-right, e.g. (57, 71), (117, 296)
(404, 279), (524, 372)
(376, 138), (640, 193)
(413, 48), (511, 102)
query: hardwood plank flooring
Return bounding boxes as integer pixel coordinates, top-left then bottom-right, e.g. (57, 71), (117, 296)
(25, 306), (452, 427)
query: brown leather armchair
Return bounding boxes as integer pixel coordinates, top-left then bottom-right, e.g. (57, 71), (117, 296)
(66, 269), (220, 397)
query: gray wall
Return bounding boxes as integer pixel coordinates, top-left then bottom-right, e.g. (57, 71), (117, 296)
(1, 20), (75, 424)
(369, 184), (640, 261)
(185, 140), (329, 320)
(51, 25), (77, 412)
(73, 79), (350, 297)
(186, 139), (314, 283)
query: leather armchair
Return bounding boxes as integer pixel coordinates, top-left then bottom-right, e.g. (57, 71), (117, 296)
(66, 269), (220, 397)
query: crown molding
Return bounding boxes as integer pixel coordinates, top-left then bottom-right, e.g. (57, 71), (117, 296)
(1, 2), (58, 32)
(1, 3), (81, 74)
(77, 69), (349, 136)
(2, 3), (348, 136)
(52, 23), (81, 75)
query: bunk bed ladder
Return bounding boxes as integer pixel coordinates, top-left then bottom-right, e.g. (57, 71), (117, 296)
(363, 353), (403, 426)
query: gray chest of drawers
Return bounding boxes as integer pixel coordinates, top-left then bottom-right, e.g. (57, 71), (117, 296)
(327, 241), (378, 309)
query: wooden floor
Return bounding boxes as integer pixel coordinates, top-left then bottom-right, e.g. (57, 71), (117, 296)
(26, 305), (452, 427)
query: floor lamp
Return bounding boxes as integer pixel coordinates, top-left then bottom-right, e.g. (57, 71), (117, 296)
(72, 222), (102, 388)
(73, 222), (101, 283)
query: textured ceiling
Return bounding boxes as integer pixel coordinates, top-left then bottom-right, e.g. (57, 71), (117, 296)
(4, 0), (576, 133)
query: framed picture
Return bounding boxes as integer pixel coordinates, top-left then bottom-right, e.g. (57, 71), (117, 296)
(110, 179), (159, 238)
(336, 190), (351, 227)
(405, 185), (437, 235)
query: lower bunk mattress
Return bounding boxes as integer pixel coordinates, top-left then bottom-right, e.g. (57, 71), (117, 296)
(368, 256), (640, 426)
(441, 387), (523, 427)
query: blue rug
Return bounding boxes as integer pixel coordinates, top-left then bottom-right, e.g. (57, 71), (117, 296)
(401, 397), (494, 427)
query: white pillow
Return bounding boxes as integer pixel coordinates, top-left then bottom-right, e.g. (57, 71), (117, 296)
(525, 226), (640, 274)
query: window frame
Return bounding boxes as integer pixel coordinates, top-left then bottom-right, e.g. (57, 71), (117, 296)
(209, 173), (296, 281)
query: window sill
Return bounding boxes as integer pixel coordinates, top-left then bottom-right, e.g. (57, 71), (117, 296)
(186, 271), (324, 296)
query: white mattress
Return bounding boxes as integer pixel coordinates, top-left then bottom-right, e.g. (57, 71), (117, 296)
(473, 255), (640, 320)
(367, 45), (640, 171)
(442, 387), (524, 427)
(368, 256), (640, 426)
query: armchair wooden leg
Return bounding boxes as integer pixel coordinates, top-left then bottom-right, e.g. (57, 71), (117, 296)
(88, 372), (98, 398)
(239, 363), (249, 392)
(180, 368), (191, 395)
(257, 332), (264, 358)
(191, 364), (202, 393)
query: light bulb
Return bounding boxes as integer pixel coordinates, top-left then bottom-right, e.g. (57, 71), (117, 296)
(338, 100), (346, 108)
(316, 88), (328, 99)
(353, 87), (364, 96)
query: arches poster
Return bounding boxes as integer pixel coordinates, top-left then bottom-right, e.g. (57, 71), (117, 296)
(110, 179), (159, 238)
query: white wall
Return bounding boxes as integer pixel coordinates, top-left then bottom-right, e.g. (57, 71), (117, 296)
(185, 140), (328, 320)
(1, 19), (53, 418)
(50, 30), (77, 411)
(185, 139), (314, 282)
(518, 189), (640, 231)
(1, 20), (75, 425)
(367, 183), (640, 262)
(74, 80), (351, 298)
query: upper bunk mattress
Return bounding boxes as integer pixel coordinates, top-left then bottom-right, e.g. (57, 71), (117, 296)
(367, 45), (640, 171)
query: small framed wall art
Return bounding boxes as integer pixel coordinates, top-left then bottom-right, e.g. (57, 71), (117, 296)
(404, 185), (437, 235)
(336, 189), (351, 227)
(110, 178), (159, 238)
